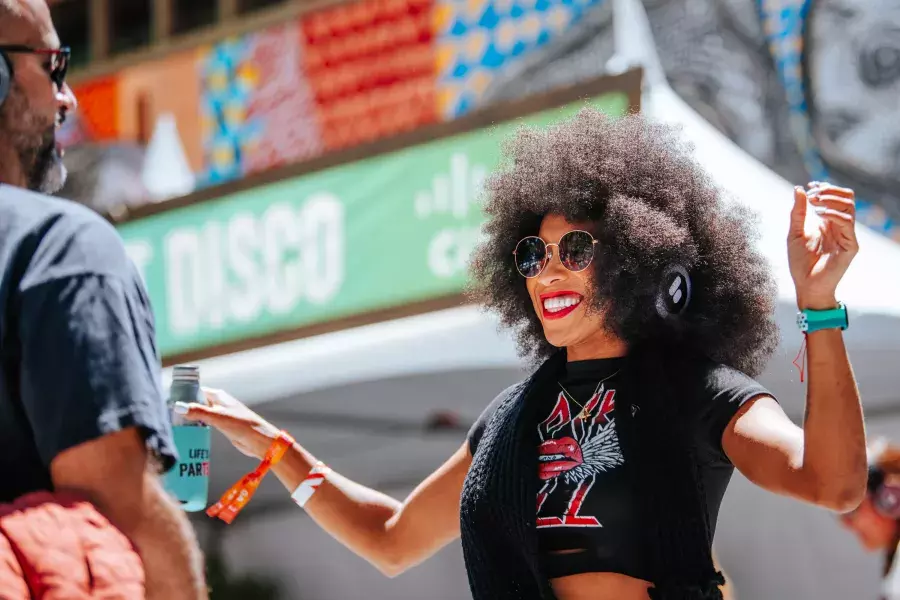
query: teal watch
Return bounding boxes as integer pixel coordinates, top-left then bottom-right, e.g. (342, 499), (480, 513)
(796, 301), (849, 334)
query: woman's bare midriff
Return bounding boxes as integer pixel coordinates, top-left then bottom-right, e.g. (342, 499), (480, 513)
(551, 572), (652, 600)
(548, 550), (652, 600)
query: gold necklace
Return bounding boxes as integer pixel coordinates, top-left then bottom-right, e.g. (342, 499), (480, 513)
(558, 369), (620, 421)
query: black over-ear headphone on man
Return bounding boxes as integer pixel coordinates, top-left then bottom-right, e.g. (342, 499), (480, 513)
(0, 50), (11, 106)
(0, 49), (12, 107)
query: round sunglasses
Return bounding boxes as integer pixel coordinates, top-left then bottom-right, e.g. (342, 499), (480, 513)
(512, 230), (598, 278)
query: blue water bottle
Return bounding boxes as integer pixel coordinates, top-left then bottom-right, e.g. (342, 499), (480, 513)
(163, 365), (211, 512)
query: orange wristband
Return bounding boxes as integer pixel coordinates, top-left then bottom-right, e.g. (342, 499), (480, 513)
(207, 431), (295, 524)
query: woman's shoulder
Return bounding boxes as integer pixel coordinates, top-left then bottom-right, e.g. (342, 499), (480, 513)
(683, 357), (776, 462)
(466, 382), (527, 456)
(693, 359), (772, 401)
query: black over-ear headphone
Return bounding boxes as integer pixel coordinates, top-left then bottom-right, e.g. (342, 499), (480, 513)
(655, 263), (692, 321)
(0, 50), (11, 106)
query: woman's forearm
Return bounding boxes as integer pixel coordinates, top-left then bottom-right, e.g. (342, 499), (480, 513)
(802, 326), (867, 510)
(179, 390), (467, 575)
(271, 443), (404, 574)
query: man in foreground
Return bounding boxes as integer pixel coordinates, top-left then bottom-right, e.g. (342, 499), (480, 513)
(0, 0), (207, 597)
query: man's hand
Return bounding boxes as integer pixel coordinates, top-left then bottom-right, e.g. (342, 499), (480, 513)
(51, 428), (208, 600)
(787, 182), (859, 310)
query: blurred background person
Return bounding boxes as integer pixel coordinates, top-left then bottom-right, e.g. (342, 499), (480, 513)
(841, 439), (900, 600)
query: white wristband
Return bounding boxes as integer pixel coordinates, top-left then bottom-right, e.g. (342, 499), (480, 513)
(291, 461), (331, 508)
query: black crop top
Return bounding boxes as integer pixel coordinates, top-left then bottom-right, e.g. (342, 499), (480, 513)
(467, 356), (772, 582)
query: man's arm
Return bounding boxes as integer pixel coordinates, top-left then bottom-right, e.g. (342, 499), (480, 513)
(16, 215), (208, 598)
(51, 428), (207, 600)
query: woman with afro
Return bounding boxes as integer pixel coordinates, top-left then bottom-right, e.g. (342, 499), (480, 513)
(180, 110), (868, 600)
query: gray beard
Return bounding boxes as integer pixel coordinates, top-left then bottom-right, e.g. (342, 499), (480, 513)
(26, 129), (66, 194)
(0, 84), (67, 194)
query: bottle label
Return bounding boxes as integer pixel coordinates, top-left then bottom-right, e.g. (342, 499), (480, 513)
(163, 425), (211, 512)
(178, 447), (211, 477)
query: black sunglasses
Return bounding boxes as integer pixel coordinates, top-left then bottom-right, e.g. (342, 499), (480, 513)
(512, 230), (599, 278)
(0, 45), (71, 89)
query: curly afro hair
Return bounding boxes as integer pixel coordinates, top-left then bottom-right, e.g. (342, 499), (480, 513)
(468, 108), (780, 377)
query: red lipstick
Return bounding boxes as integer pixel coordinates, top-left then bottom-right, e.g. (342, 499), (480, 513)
(539, 290), (583, 320)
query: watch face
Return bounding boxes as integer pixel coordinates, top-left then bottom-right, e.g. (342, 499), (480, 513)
(832, 303), (850, 329)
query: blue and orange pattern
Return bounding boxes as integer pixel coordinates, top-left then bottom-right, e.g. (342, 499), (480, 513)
(198, 24), (323, 187)
(434, 0), (603, 120)
(198, 38), (266, 186)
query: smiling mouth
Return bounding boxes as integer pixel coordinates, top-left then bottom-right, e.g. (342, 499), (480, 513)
(541, 294), (583, 320)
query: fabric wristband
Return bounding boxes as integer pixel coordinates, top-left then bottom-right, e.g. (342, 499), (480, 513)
(207, 430), (295, 524)
(291, 461), (332, 508)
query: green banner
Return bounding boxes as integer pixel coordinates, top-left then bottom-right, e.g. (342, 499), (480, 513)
(118, 91), (630, 357)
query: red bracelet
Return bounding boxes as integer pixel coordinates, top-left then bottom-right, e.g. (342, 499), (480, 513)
(207, 430), (295, 524)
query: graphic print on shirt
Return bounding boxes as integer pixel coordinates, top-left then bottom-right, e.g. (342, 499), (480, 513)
(536, 383), (624, 528)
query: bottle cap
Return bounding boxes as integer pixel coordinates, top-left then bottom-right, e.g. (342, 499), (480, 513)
(172, 364), (200, 383)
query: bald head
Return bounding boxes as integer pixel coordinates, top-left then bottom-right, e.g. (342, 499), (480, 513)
(0, 0), (56, 47)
